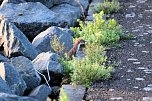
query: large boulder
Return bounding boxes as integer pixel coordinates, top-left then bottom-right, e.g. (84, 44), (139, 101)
(9, 56), (41, 91)
(0, 93), (38, 101)
(0, 62), (27, 95)
(26, 0), (54, 8)
(32, 26), (73, 54)
(25, 0), (89, 12)
(0, 2), (73, 40)
(51, 4), (81, 26)
(32, 52), (63, 86)
(60, 85), (86, 101)
(53, 0), (89, 13)
(33, 52), (63, 74)
(1, 0), (26, 7)
(0, 54), (8, 62)
(29, 84), (52, 101)
(0, 20), (38, 60)
(0, 76), (12, 94)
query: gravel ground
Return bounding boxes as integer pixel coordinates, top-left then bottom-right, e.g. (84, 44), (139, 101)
(86, 0), (152, 101)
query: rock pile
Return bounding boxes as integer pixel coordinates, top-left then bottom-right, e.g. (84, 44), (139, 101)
(0, 0), (90, 100)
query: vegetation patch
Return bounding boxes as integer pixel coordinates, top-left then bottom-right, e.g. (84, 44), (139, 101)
(71, 11), (122, 47)
(94, 0), (121, 14)
(52, 11), (122, 87)
(71, 44), (114, 87)
(58, 43), (114, 87)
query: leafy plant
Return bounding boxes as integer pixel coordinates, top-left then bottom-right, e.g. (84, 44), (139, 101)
(59, 55), (74, 76)
(120, 33), (135, 40)
(70, 44), (114, 87)
(59, 43), (114, 87)
(85, 43), (107, 64)
(94, 0), (121, 14)
(71, 11), (122, 46)
(50, 35), (65, 56)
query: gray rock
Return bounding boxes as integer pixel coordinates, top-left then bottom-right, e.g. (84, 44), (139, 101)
(0, 20), (38, 60)
(29, 84), (52, 101)
(32, 26), (73, 53)
(136, 0), (147, 4)
(0, 54), (8, 62)
(32, 52), (63, 86)
(51, 4), (81, 27)
(125, 12), (136, 18)
(143, 97), (152, 101)
(0, 92), (38, 101)
(60, 85), (86, 101)
(1, 0), (26, 7)
(26, 0), (54, 8)
(0, 2), (73, 39)
(0, 76), (12, 94)
(9, 56), (41, 90)
(0, 62), (27, 95)
(53, 0), (89, 13)
(26, 0), (89, 13)
(32, 52), (63, 74)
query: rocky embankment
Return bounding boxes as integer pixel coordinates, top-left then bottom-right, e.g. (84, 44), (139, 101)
(0, 0), (90, 101)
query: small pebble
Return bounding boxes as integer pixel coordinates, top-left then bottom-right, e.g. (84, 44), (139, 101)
(143, 87), (152, 91)
(136, 0), (147, 4)
(128, 58), (138, 61)
(144, 69), (152, 72)
(135, 78), (144, 81)
(110, 97), (123, 100)
(127, 69), (134, 73)
(143, 33), (148, 35)
(145, 72), (151, 74)
(142, 51), (149, 53)
(137, 67), (146, 70)
(133, 86), (139, 89)
(147, 30), (152, 33)
(128, 5), (136, 8)
(132, 29), (140, 32)
(134, 42), (140, 45)
(127, 79), (131, 81)
(139, 34), (144, 36)
(143, 97), (152, 101)
(133, 62), (141, 65)
(109, 89), (114, 91)
(148, 84), (152, 87)
(125, 12), (136, 18)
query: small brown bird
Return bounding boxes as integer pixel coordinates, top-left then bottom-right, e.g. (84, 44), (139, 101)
(67, 38), (85, 59)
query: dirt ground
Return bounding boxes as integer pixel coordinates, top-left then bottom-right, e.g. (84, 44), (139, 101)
(86, 0), (152, 100)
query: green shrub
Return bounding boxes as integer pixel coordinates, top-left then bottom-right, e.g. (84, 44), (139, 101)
(71, 11), (122, 47)
(94, 0), (120, 14)
(50, 35), (65, 56)
(71, 59), (113, 87)
(70, 44), (114, 87)
(120, 33), (135, 40)
(51, 35), (74, 76)
(59, 43), (114, 87)
(85, 43), (107, 64)
(59, 56), (74, 76)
